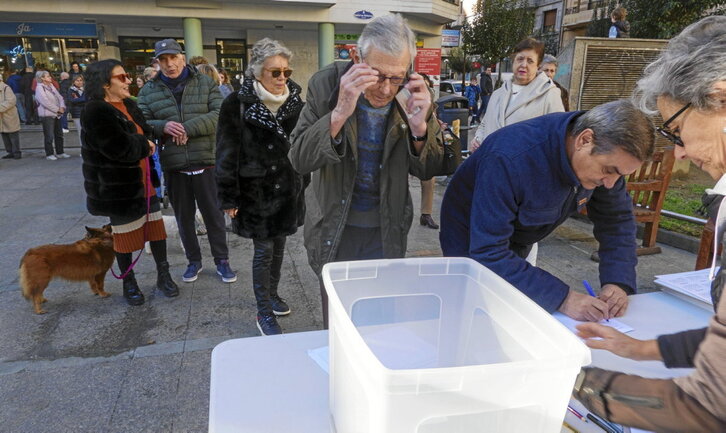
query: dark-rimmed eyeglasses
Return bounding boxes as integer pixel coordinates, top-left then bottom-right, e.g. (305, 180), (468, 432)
(111, 73), (132, 83)
(264, 68), (293, 78)
(374, 73), (408, 87)
(656, 102), (691, 147)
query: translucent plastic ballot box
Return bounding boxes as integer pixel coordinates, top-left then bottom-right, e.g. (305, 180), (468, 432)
(322, 257), (591, 433)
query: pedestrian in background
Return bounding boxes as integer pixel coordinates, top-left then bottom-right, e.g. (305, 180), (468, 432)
(68, 61), (84, 81)
(469, 38), (564, 153)
(608, 6), (631, 38)
(218, 69), (234, 99)
(143, 66), (157, 83)
(216, 38), (306, 336)
(465, 76), (481, 124)
(81, 59), (178, 306)
(540, 54), (570, 111)
(477, 66), (494, 120)
(419, 72), (439, 230)
(59, 71), (71, 133)
(6, 70), (25, 125)
(20, 67), (38, 125)
(35, 70), (69, 160)
(138, 38), (236, 284)
(67, 74), (86, 143)
(0, 74), (22, 159)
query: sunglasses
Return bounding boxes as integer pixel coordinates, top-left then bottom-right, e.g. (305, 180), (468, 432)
(656, 102), (691, 147)
(111, 73), (132, 83)
(264, 68), (293, 78)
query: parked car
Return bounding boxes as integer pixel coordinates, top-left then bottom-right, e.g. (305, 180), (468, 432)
(439, 79), (466, 96)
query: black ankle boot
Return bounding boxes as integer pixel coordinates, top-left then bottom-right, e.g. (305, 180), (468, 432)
(122, 272), (145, 306)
(156, 261), (179, 297)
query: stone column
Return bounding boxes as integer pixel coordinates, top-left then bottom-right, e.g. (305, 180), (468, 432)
(318, 22), (335, 69)
(183, 17), (203, 59)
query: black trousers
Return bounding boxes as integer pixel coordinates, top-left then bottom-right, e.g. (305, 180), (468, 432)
(318, 225), (383, 328)
(165, 169), (228, 264)
(40, 116), (63, 156)
(252, 236), (286, 315)
(24, 93), (37, 123)
(1, 132), (20, 156)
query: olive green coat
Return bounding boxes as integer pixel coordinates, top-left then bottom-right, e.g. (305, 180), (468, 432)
(288, 61), (444, 275)
(137, 67), (222, 171)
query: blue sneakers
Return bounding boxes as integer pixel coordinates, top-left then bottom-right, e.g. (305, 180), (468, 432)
(182, 262), (202, 282)
(216, 259), (237, 283)
(256, 313), (282, 336)
(270, 294), (291, 316)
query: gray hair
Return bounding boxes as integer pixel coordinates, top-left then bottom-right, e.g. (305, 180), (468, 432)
(634, 15), (726, 114)
(571, 99), (655, 161)
(143, 67), (156, 82)
(246, 38), (292, 79)
(357, 14), (416, 65)
(35, 70), (49, 81)
(60, 71), (69, 80)
(542, 54), (558, 67)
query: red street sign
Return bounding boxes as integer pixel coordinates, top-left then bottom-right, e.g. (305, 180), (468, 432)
(472, 61), (481, 69)
(414, 48), (441, 75)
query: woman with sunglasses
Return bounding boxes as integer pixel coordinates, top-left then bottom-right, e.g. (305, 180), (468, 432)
(573, 16), (726, 432)
(81, 59), (179, 306)
(216, 38), (306, 336)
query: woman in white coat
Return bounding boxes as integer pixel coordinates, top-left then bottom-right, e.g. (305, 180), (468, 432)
(469, 38), (564, 153)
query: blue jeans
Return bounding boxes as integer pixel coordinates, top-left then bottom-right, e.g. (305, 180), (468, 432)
(14, 93), (26, 123)
(478, 94), (491, 119)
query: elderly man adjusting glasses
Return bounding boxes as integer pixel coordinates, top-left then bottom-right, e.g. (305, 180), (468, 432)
(440, 99), (655, 322)
(289, 14), (445, 327)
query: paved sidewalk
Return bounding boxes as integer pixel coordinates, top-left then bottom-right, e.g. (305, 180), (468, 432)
(0, 129), (699, 432)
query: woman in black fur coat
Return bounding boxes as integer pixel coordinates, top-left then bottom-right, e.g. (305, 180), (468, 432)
(216, 38), (306, 336)
(81, 59), (179, 306)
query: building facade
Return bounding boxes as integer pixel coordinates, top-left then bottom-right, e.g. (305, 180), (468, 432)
(561, 0), (608, 48)
(1, 0), (459, 94)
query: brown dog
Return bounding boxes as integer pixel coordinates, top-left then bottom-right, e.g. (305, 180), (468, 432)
(19, 225), (115, 314)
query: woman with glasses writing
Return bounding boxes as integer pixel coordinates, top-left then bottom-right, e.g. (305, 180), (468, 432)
(468, 37), (564, 154)
(81, 59), (178, 307)
(573, 16), (726, 432)
(215, 38), (306, 336)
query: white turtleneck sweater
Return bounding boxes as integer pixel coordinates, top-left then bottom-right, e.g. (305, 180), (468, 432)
(253, 80), (289, 116)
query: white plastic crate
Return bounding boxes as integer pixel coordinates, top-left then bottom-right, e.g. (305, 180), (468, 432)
(323, 257), (591, 433)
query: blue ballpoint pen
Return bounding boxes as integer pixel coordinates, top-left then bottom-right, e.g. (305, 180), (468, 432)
(582, 280), (609, 321)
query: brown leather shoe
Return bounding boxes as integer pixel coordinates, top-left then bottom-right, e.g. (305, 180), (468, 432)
(420, 214), (439, 230)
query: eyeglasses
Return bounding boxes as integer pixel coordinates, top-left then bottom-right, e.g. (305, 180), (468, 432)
(111, 73), (132, 83)
(656, 102), (691, 147)
(374, 73), (409, 87)
(264, 68), (293, 78)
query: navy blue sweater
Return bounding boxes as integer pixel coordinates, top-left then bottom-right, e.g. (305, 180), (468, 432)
(440, 111), (637, 312)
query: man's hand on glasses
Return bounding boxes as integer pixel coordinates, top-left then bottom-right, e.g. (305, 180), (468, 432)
(330, 63), (380, 138)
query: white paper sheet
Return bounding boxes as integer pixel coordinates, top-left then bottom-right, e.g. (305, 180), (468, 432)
(554, 312), (634, 336)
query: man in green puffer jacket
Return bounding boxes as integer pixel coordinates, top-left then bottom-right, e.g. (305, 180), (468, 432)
(138, 39), (236, 285)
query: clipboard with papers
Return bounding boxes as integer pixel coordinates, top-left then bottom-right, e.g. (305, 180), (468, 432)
(654, 268), (715, 311)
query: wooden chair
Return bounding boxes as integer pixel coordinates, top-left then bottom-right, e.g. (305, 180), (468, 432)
(627, 147), (676, 256)
(695, 217), (721, 270)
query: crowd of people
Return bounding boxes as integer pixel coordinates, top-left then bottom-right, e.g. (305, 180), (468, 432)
(1, 12), (725, 432)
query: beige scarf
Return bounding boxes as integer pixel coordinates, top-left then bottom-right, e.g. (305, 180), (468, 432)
(253, 80), (289, 116)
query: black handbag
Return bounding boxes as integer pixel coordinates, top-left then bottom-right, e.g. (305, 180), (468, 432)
(435, 125), (462, 176)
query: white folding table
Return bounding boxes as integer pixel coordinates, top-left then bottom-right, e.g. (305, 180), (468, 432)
(209, 292), (712, 433)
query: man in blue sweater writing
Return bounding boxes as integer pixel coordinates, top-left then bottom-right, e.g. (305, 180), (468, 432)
(440, 100), (655, 321)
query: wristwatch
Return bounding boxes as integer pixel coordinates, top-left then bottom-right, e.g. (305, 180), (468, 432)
(410, 132), (427, 142)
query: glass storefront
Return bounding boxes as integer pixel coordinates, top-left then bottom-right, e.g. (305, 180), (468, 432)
(120, 36), (186, 77)
(0, 22), (99, 79)
(0, 36), (98, 78)
(216, 39), (246, 89)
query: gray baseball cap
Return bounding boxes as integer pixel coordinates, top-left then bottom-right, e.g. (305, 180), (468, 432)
(154, 39), (183, 58)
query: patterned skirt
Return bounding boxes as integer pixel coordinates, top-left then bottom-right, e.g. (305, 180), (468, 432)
(109, 196), (166, 253)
